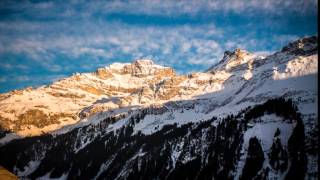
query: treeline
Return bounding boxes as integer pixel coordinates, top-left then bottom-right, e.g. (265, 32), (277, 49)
(245, 98), (300, 122)
(240, 98), (306, 180)
(0, 98), (307, 180)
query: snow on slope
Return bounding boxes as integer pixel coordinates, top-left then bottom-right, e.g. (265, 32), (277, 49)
(0, 37), (316, 139)
(1, 36), (317, 141)
(0, 36), (317, 180)
(48, 36), (317, 156)
(234, 114), (294, 179)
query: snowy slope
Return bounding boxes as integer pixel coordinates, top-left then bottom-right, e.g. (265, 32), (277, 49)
(0, 36), (317, 180)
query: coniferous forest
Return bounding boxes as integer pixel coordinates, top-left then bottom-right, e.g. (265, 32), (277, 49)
(0, 98), (308, 179)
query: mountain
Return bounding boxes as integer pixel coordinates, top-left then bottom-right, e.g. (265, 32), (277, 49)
(0, 36), (318, 180)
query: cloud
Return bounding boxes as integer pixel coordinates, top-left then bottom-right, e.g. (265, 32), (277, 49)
(0, 63), (12, 69)
(70, 47), (113, 59)
(0, 77), (6, 83)
(1, 0), (316, 24)
(0, 17), (314, 74)
(0, 20), (225, 69)
(15, 76), (30, 82)
(0, 0), (317, 92)
(0, 74), (68, 92)
(86, 0), (318, 16)
(272, 34), (300, 48)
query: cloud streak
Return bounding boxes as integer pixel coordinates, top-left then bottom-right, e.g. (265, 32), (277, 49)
(0, 0), (317, 92)
(2, 0), (316, 18)
(0, 21), (224, 67)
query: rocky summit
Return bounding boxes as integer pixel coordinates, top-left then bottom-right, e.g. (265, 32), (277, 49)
(0, 36), (318, 180)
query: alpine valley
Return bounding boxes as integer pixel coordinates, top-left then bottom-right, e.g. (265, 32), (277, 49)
(0, 36), (318, 180)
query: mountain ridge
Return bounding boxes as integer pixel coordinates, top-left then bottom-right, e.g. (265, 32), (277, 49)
(0, 36), (317, 139)
(0, 36), (318, 179)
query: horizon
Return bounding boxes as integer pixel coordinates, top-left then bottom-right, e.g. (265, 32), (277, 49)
(0, 0), (318, 93)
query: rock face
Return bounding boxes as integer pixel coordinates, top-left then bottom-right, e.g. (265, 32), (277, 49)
(0, 36), (318, 180)
(95, 68), (113, 79)
(0, 58), (225, 137)
(281, 36), (317, 55)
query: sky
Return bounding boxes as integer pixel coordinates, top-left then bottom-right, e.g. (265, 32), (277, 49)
(0, 0), (318, 93)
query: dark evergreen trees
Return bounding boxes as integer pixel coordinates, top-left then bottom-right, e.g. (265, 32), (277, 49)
(240, 137), (265, 180)
(269, 128), (288, 172)
(285, 119), (307, 180)
(0, 98), (308, 180)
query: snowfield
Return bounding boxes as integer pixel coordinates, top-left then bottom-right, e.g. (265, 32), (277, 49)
(0, 36), (318, 180)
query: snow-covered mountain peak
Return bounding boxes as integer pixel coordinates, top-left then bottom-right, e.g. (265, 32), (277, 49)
(0, 36), (318, 179)
(102, 59), (172, 77)
(206, 48), (257, 73)
(107, 62), (130, 70)
(206, 36), (317, 74)
(221, 48), (251, 62)
(281, 36), (317, 55)
(0, 36), (317, 146)
(132, 59), (155, 65)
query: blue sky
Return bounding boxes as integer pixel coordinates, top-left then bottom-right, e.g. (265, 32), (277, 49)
(0, 0), (318, 93)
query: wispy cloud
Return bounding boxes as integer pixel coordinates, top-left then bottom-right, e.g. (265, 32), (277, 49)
(62, 0), (314, 16)
(0, 0), (317, 92)
(0, 21), (224, 67)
